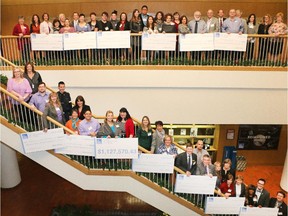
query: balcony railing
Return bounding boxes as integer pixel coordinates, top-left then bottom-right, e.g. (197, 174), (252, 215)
(1, 34), (287, 67)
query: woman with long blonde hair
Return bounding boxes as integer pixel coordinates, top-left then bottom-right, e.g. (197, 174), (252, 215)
(43, 92), (65, 131)
(97, 110), (121, 138)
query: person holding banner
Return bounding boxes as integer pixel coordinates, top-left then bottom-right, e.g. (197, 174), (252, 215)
(116, 107), (135, 138)
(234, 175), (246, 197)
(43, 92), (65, 131)
(175, 143), (197, 176)
(137, 116), (153, 151)
(65, 108), (81, 134)
(78, 108), (100, 137)
(196, 154), (216, 177)
(219, 174), (235, 198)
(269, 191), (287, 216)
(245, 184), (258, 207)
(130, 9), (143, 61)
(157, 135), (178, 157)
(97, 110), (121, 138)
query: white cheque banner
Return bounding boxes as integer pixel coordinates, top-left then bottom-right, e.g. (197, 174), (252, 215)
(239, 206), (278, 216)
(95, 138), (138, 159)
(20, 128), (66, 153)
(54, 135), (95, 156)
(96, 31), (130, 49)
(63, 32), (97, 50)
(142, 33), (177, 51)
(174, 174), (217, 194)
(31, 34), (63, 51)
(179, 33), (214, 51)
(132, 154), (174, 173)
(205, 197), (245, 214)
(214, 33), (248, 51)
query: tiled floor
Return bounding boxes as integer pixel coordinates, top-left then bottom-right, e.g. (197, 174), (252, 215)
(1, 155), (287, 216)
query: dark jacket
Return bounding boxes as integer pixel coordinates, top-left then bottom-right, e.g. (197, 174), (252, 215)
(175, 152), (197, 175)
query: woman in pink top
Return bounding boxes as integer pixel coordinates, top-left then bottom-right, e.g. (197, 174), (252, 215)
(7, 67), (32, 123)
(59, 19), (75, 33)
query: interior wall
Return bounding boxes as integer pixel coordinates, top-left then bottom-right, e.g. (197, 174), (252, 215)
(2, 0), (287, 35)
(216, 125), (287, 166)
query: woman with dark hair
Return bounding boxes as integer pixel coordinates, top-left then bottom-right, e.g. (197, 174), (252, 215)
(130, 9), (143, 61)
(23, 62), (42, 95)
(116, 12), (130, 31)
(162, 13), (176, 33)
(88, 12), (97, 31)
(178, 15), (190, 34)
(143, 16), (156, 62)
(154, 11), (164, 33)
(40, 13), (53, 34)
(72, 95), (91, 120)
(245, 184), (258, 206)
(173, 12), (181, 32)
(116, 107), (135, 138)
(75, 13), (91, 32)
(257, 14), (272, 61)
(65, 108), (81, 134)
(137, 116), (153, 151)
(246, 14), (258, 60)
(30, 14), (40, 34)
(52, 19), (61, 34)
(219, 174), (235, 198)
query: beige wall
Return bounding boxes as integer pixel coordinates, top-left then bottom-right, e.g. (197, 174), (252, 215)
(2, 0), (287, 35)
(217, 125), (287, 166)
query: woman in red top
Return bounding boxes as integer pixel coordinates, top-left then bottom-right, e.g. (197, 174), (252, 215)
(30, 14), (40, 34)
(219, 174), (235, 198)
(116, 107), (135, 138)
(12, 16), (30, 63)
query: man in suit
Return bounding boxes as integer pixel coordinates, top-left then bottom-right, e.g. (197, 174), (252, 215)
(217, 9), (226, 32)
(196, 154), (216, 177)
(139, 5), (149, 27)
(71, 12), (79, 29)
(255, 178), (270, 207)
(175, 143), (197, 176)
(205, 9), (219, 33)
(269, 191), (287, 216)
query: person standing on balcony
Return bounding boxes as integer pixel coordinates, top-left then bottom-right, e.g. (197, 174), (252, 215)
(115, 12), (130, 62)
(110, 10), (119, 31)
(217, 9), (226, 32)
(236, 9), (248, 34)
(88, 12), (98, 31)
(42, 92), (65, 131)
(130, 9), (143, 61)
(30, 14), (40, 34)
(78, 108), (100, 137)
(116, 107), (135, 138)
(154, 11), (164, 33)
(196, 154), (216, 176)
(139, 5), (149, 27)
(23, 62), (42, 95)
(218, 174), (235, 198)
(12, 16), (30, 64)
(151, 120), (165, 154)
(175, 143), (197, 176)
(40, 13), (53, 34)
(7, 67), (32, 123)
(193, 140), (209, 165)
(72, 95), (90, 120)
(57, 81), (72, 122)
(97, 110), (121, 138)
(268, 12), (287, 63)
(257, 14), (272, 61)
(221, 158), (236, 183)
(58, 13), (66, 28)
(137, 116), (153, 151)
(246, 14), (259, 60)
(71, 12), (79, 29)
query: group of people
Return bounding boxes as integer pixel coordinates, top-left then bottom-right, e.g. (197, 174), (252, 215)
(6, 63), (287, 214)
(11, 6), (287, 63)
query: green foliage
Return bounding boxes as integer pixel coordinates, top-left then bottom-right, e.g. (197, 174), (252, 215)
(0, 74), (8, 85)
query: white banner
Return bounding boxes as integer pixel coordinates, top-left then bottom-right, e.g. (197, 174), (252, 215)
(20, 128), (66, 153)
(214, 33), (248, 51)
(95, 138), (138, 159)
(96, 31), (130, 49)
(174, 174), (217, 194)
(205, 197), (245, 214)
(31, 34), (63, 51)
(142, 33), (177, 51)
(179, 33), (214, 51)
(132, 154), (175, 173)
(239, 207), (278, 216)
(63, 32), (97, 50)
(54, 135), (95, 156)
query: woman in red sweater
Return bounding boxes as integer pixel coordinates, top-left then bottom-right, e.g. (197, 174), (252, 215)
(12, 16), (30, 63)
(116, 107), (135, 138)
(219, 174), (235, 198)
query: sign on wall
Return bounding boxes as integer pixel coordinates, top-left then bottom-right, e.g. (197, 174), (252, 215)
(237, 125), (282, 150)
